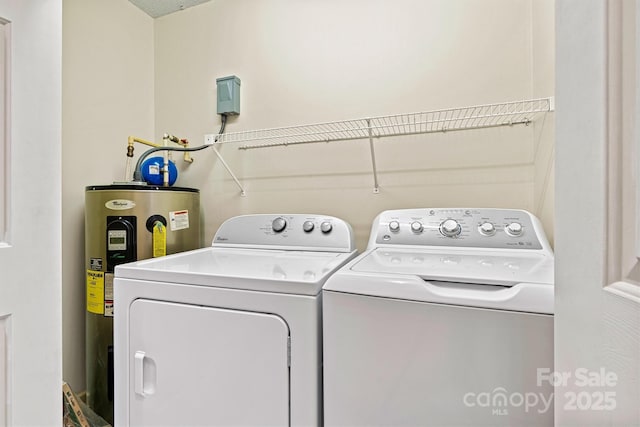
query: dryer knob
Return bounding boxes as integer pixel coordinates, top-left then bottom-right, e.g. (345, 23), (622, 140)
(389, 221), (400, 232)
(272, 217), (287, 233)
(410, 221), (423, 233)
(505, 222), (523, 237)
(320, 221), (333, 233)
(440, 219), (461, 237)
(302, 221), (315, 232)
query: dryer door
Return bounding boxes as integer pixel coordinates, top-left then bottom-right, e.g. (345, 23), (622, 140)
(128, 299), (290, 427)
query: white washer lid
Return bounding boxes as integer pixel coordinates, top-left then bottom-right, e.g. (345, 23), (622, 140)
(324, 248), (554, 314)
(115, 247), (358, 296)
(350, 247), (554, 286)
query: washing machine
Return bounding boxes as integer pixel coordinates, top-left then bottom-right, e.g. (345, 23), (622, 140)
(113, 214), (356, 427)
(323, 208), (554, 427)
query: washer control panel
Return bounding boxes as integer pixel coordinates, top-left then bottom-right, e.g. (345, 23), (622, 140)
(372, 208), (546, 250)
(213, 214), (355, 252)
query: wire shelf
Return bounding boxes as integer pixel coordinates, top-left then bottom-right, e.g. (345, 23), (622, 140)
(216, 97), (554, 150)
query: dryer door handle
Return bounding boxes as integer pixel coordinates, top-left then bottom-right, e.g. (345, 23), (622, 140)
(134, 351), (146, 396)
(134, 351), (157, 397)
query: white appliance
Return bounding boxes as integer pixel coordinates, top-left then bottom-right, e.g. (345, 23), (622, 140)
(323, 208), (554, 427)
(113, 214), (357, 427)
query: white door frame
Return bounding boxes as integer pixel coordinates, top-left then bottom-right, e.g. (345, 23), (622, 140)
(0, 1), (62, 425)
(556, 0), (640, 425)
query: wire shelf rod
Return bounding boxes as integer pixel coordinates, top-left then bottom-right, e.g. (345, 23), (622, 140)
(217, 97), (553, 147)
(210, 97), (554, 195)
(237, 117), (539, 150)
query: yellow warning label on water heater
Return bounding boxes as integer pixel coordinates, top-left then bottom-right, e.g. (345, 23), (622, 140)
(86, 270), (105, 315)
(153, 222), (167, 258)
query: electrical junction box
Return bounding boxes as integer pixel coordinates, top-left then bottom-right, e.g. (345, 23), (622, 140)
(216, 75), (241, 115)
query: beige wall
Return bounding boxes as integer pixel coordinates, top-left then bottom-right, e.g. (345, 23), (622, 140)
(154, 0), (554, 250)
(62, 0), (555, 392)
(62, 0), (154, 391)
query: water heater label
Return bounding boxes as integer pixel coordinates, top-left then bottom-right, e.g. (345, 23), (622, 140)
(105, 199), (136, 210)
(169, 210), (190, 231)
(86, 270), (104, 315)
(104, 273), (114, 317)
(153, 222), (167, 257)
(89, 258), (102, 271)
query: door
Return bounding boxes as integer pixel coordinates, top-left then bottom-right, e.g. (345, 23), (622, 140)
(129, 299), (290, 427)
(0, 0), (62, 426)
(556, 1), (640, 425)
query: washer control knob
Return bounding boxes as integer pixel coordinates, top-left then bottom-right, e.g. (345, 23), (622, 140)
(505, 222), (523, 237)
(440, 219), (461, 237)
(410, 221), (423, 233)
(389, 221), (400, 232)
(302, 221), (315, 232)
(320, 221), (333, 234)
(272, 217), (287, 233)
(478, 222), (496, 236)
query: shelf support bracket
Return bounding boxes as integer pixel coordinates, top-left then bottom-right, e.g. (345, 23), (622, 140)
(212, 144), (246, 196)
(366, 119), (380, 194)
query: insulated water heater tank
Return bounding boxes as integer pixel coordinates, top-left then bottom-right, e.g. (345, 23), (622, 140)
(84, 184), (201, 424)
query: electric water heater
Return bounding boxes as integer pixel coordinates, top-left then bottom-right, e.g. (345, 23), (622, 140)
(84, 184), (201, 424)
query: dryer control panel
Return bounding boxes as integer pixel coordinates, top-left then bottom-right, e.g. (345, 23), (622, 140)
(212, 214), (356, 253)
(370, 208), (550, 252)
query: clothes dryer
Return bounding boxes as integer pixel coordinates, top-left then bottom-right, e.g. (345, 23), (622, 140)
(114, 214), (356, 427)
(323, 208), (554, 427)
